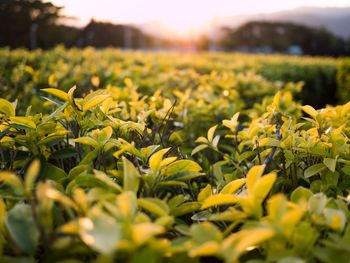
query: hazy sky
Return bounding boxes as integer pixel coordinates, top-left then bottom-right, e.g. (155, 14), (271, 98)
(52, 0), (350, 31)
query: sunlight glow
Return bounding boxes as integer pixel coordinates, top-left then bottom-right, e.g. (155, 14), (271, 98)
(52, 0), (350, 33)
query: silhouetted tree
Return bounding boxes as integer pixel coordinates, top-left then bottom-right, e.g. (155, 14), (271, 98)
(0, 0), (68, 49)
(80, 20), (158, 49)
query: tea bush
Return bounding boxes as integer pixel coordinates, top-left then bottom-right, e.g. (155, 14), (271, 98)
(0, 47), (343, 111)
(257, 57), (338, 107)
(0, 48), (350, 263)
(337, 58), (350, 103)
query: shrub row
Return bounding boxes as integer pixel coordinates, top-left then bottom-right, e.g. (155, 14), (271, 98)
(0, 47), (349, 110)
(337, 58), (350, 104)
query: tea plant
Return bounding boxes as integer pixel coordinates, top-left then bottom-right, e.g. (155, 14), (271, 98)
(0, 49), (350, 263)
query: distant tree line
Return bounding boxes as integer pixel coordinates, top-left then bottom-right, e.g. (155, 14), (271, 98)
(0, 0), (165, 50)
(0, 0), (76, 49)
(1, 0), (350, 56)
(218, 21), (350, 56)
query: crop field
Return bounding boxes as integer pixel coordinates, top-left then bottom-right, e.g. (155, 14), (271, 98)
(0, 47), (350, 262)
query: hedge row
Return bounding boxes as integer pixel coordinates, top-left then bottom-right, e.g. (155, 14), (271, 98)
(0, 48), (349, 109)
(337, 58), (350, 104)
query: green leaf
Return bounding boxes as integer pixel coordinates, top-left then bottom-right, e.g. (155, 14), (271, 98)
(304, 163), (327, 178)
(122, 157), (140, 193)
(308, 193), (327, 215)
(323, 158), (337, 172)
(37, 131), (69, 146)
(68, 165), (89, 180)
(50, 148), (78, 160)
(79, 149), (98, 165)
(10, 116), (36, 130)
(157, 180), (188, 188)
(94, 126), (113, 144)
(68, 173), (120, 193)
(164, 160), (202, 177)
(79, 214), (121, 254)
(321, 171), (339, 187)
(191, 144), (208, 156)
(44, 164), (67, 181)
(74, 137), (99, 148)
(94, 170), (122, 193)
(190, 222), (222, 244)
(6, 203), (39, 254)
(170, 202), (201, 217)
(137, 198), (169, 217)
(291, 187), (313, 203)
(163, 171), (204, 181)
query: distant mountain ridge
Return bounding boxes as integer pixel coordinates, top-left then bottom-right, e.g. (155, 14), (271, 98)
(217, 7), (350, 38)
(140, 6), (350, 39)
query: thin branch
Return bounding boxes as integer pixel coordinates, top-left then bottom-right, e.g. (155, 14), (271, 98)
(263, 122), (282, 167)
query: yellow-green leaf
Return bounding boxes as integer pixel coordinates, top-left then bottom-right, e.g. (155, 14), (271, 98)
(132, 223), (164, 246)
(149, 148), (170, 174)
(164, 160), (202, 177)
(122, 157), (140, 193)
(222, 227), (274, 262)
(189, 241), (220, 258)
(0, 172), (24, 195)
(220, 178), (245, 195)
(191, 144), (208, 156)
(198, 184), (212, 202)
(68, 85), (77, 106)
(41, 88), (69, 101)
(10, 116), (36, 129)
(323, 208), (346, 232)
(207, 125), (217, 142)
(160, 157), (177, 167)
(201, 194), (239, 209)
(94, 170), (122, 193)
(44, 187), (78, 210)
(137, 198), (169, 217)
(222, 112), (240, 132)
(83, 95), (110, 112)
(253, 172), (276, 202)
(302, 105), (318, 118)
(0, 98), (15, 117)
(246, 165), (266, 194)
(74, 137), (99, 148)
(24, 159), (40, 196)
